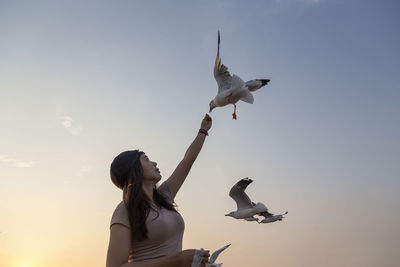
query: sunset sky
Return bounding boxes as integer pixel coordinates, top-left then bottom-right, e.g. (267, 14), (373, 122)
(1, 0), (399, 266)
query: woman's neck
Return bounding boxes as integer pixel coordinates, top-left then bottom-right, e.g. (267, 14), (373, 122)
(142, 180), (156, 202)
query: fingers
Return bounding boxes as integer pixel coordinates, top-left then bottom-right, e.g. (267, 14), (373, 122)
(204, 250), (210, 258)
(192, 249), (210, 267)
(200, 114), (212, 132)
(199, 248), (209, 256)
(201, 254), (210, 261)
(204, 113), (212, 122)
(201, 250), (210, 263)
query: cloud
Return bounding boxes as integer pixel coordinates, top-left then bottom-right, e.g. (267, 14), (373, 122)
(61, 116), (83, 136)
(0, 154), (34, 168)
(77, 165), (93, 178)
(62, 165), (93, 184)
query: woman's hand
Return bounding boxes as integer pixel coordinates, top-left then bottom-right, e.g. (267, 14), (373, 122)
(180, 249), (210, 267)
(200, 114), (212, 132)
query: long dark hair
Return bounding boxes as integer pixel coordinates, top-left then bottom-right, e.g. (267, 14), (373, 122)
(110, 150), (177, 245)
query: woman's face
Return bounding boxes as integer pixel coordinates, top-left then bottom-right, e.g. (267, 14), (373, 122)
(140, 154), (161, 182)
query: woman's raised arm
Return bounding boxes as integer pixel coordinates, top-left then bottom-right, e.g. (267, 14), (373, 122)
(166, 114), (212, 198)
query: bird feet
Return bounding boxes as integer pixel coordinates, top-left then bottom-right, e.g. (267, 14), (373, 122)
(232, 104), (237, 120)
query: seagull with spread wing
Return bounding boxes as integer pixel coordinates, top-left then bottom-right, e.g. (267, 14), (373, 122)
(210, 31), (270, 120)
(226, 177), (288, 223)
(206, 244), (231, 267)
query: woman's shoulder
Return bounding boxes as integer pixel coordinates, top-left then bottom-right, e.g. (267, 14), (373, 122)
(110, 201), (130, 229)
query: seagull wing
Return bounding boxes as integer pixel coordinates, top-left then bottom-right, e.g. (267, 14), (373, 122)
(259, 210), (274, 218)
(229, 178), (254, 210)
(214, 31), (232, 93)
(260, 210), (288, 218)
(209, 244), (231, 264)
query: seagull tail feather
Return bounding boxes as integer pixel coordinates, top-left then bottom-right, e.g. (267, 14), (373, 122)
(246, 79), (270, 92)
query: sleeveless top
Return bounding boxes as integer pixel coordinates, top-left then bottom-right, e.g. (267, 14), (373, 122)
(110, 181), (185, 262)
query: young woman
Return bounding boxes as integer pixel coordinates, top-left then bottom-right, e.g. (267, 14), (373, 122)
(106, 114), (212, 267)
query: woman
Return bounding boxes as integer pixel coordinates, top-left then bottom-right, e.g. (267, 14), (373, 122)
(106, 114), (212, 267)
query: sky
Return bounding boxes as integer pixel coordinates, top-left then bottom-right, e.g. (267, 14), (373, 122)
(0, 0), (399, 266)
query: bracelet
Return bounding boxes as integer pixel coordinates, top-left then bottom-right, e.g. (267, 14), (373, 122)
(198, 129), (208, 136)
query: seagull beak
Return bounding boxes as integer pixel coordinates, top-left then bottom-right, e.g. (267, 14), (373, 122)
(209, 106), (213, 113)
(224, 214), (229, 216)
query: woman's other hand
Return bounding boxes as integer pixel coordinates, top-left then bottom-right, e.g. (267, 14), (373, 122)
(180, 249), (210, 267)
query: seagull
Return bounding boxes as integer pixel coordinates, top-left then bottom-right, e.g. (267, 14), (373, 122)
(210, 31), (270, 120)
(206, 244), (231, 267)
(226, 177), (287, 223)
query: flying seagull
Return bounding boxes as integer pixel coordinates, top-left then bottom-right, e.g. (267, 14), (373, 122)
(226, 177), (288, 223)
(210, 31), (270, 120)
(206, 244), (231, 267)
